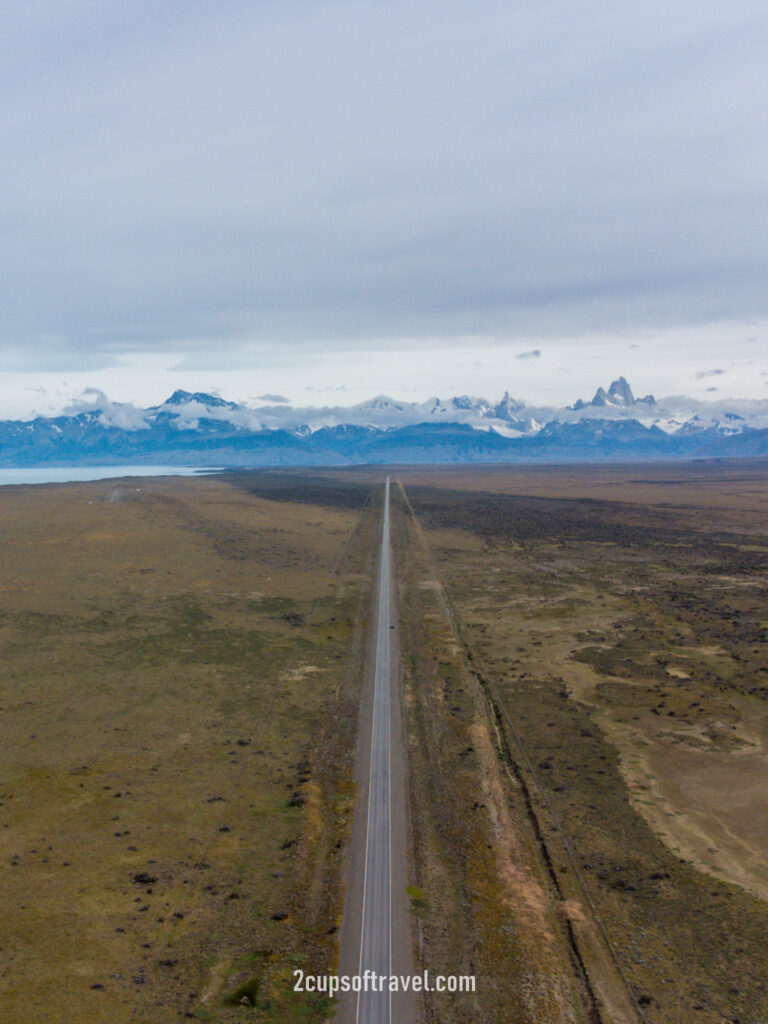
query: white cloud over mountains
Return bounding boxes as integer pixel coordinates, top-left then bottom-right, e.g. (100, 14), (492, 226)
(51, 382), (768, 438)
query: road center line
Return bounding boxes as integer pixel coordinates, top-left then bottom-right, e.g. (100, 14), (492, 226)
(355, 476), (392, 1024)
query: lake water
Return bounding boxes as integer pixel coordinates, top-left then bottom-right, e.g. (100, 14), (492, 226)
(0, 466), (208, 486)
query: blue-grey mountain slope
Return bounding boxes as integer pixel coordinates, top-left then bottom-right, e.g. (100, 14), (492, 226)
(1, 381), (767, 467)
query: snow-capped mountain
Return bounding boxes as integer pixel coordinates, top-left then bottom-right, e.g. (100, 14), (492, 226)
(571, 376), (655, 410)
(1, 379), (767, 467)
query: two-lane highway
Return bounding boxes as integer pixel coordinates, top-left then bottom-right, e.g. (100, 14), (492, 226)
(338, 477), (413, 1024)
(356, 475), (393, 1023)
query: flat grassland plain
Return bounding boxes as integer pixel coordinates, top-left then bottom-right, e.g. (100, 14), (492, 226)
(0, 474), (375, 1024)
(3, 463), (768, 1024)
(387, 460), (768, 1024)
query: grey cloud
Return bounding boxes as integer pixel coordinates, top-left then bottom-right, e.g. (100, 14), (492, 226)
(516, 349), (541, 360)
(64, 388), (150, 430)
(696, 368), (725, 379)
(63, 388), (112, 413)
(0, 1), (767, 369)
(155, 395), (264, 431)
(255, 393), (290, 404)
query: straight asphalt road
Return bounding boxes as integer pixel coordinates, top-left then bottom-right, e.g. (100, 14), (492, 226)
(357, 474), (393, 1023)
(337, 476), (414, 1024)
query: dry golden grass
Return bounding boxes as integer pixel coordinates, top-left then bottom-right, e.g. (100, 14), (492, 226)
(392, 459), (768, 517)
(0, 475), (367, 1024)
(392, 487), (599, 1024)
(398, 462), (768, 1024)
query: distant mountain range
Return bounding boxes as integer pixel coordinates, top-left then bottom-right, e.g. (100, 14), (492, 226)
(2, 378), (768, 467)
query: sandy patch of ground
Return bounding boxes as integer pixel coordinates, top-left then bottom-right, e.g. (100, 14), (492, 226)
(601, 701), (768, 902)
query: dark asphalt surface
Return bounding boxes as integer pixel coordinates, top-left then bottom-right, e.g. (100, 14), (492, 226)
(337, 477), (414, 1024)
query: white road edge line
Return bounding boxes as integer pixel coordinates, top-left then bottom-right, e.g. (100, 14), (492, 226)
(355, 476), (392, 1024)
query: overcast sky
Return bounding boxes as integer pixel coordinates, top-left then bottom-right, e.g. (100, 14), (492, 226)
(1, 1), (767, 416)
